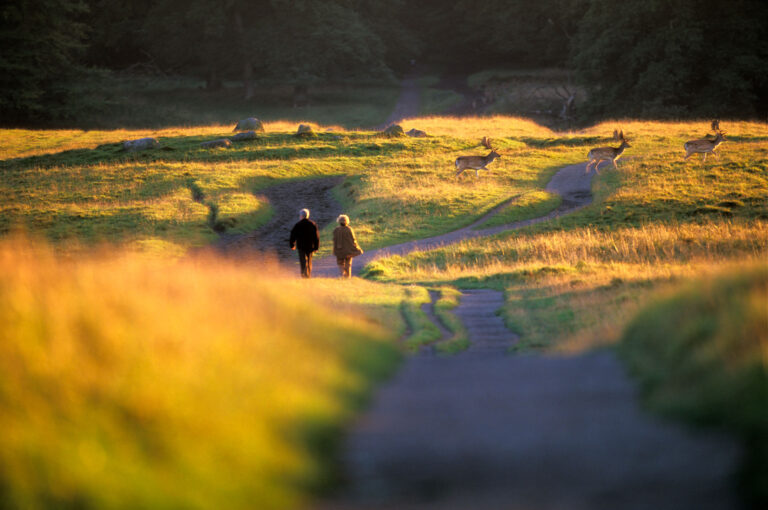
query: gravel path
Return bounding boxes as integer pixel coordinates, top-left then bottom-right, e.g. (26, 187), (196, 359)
(312, 161), (593, 278)
(324, 350), (739, 510)
(216, 176), (343, 261)
(452, 289), (516, 354)
(211, 90), (740, 508)
(313, 162), (740, 509)
(376, 76), (421, 130)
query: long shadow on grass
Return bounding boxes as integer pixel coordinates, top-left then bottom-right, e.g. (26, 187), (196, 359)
(11, 209), (212, 244)
(520, 135), (608, 148)
(0, 133), (434, 172)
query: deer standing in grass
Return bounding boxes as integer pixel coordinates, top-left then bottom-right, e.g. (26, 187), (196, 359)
(684, 120), (726, 162)
(455, 137), (501, 178)
(586, 130), (630, 173)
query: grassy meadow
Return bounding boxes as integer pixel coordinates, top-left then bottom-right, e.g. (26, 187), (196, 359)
(1, 113), (767, 507)
(364, 119), (768, 351)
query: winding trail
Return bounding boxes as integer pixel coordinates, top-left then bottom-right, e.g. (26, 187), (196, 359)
(216, 176), (343, 261)
(217, 80), (739, 507)
(376, 76), (421, 130)
(312, 162), (740, 509)
(311, 162), (592, 278)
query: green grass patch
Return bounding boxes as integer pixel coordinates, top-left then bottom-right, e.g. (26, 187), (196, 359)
(618, 265), (768, 508)
(432, 286), (470, 354)
(478, 190), (562, 228)
(417, 76), (463, 116)
(399, 285), (441, 351)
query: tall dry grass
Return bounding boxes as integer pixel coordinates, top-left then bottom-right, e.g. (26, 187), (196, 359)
(370, 219), (768, 280)
(0, 239), (402, 509)
(364, 219), (768, 352)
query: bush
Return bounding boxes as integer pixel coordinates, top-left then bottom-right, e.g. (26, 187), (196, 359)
(619, 265), (768, 507)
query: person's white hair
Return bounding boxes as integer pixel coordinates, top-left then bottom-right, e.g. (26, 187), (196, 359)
(300, 208), (310, 219)
(337, 214), (349, 225)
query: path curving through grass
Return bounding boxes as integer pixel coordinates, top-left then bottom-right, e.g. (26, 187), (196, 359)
(313, 162), (741, 509)
(312, 161), (595, 278)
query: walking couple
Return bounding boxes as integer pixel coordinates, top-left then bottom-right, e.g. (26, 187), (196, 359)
(289, 208), (363, 278)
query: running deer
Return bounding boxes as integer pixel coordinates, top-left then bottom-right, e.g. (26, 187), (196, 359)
(455, 138), (501, 178)
(684, 121), (726, 162)
(585, 130), (631, 173)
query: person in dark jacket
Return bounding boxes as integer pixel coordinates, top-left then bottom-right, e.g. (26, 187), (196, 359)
(289, 208), (319, 278)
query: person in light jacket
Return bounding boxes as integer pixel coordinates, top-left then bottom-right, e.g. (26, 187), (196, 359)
(332, 214), (363, 278)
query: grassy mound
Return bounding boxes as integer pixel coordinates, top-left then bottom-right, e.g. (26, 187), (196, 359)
(619, 266), (768, 507)
(0, 239), (407, 509)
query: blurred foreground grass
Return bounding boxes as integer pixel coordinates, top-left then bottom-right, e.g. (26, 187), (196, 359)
(0, 239), (411, 509)
(619, 266), (768, 507)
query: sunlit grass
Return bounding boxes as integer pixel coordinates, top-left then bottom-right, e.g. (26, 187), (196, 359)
(364, 218), (768, 351)
(2, 117), (587, 256)
(0, 238), (415, 509)
(2, 114), (768, 507)
(399, 115), (555, 138)
(4, 117), (766, 352)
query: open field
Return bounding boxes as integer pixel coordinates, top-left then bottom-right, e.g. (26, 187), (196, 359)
(364, 119), (768, 351)
(1, 115), (767, 507)
(1, 116), (585, 258)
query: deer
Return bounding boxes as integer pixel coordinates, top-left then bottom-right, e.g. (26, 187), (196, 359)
(684, 120), (726, 162)
(455, 137), (501, 178)
(585, 130), (631, 173)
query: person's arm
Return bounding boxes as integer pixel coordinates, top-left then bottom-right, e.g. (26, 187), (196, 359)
(289, 224), (296, 249)
(312, 223), (320, 252)
(332, 228), (340, 256)
(347, 227), (363, 255)
(352, 228), (363, 254)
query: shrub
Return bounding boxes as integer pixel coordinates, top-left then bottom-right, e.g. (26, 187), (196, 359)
(619, 265), (768, 507)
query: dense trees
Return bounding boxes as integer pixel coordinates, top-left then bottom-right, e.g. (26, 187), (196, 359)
(1, 0), (766, 124)
(0, 0), (89, 122)
(571, 0), (768, 118)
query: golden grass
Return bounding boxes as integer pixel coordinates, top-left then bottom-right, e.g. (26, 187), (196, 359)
(0, 121), (348, 160)
(399, 115), (555, 138)
(370, 219), (768, 278)
(365, 218), (768, 352)
(582, 119), (768, 139)
(2, 116), (767, 350)
(0, 238), (407, 509)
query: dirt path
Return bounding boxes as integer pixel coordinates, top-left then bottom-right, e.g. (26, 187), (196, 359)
(212, 91), (739, 507)
(216, 176), (343, 261)
(325, 349), (738, 510)
(313, 164), (740, 509)
(452, 289), (516, 354)
(312, 162), (593, 278)
(377, 76), (421, 130)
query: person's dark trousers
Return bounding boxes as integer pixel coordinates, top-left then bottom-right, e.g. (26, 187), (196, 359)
(298, 249), (313, 278)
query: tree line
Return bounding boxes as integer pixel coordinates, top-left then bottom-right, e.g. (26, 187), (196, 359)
(2, 0), (767, 125)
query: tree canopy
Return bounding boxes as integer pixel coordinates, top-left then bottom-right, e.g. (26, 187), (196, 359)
(0, 0), (89, 122)
(571, 0), (768, 118)
(1, 0), (766, 124)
